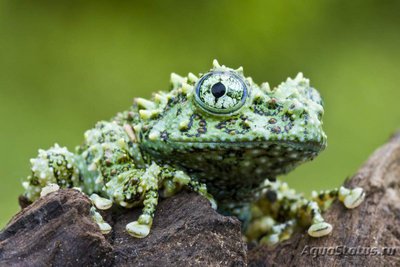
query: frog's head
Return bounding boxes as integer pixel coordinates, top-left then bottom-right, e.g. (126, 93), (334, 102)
(137, 60), (327, 201)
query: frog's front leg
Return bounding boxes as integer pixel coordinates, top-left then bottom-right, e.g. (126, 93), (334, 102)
(123, 165), (216, 238)
(124, 162), (161, 238)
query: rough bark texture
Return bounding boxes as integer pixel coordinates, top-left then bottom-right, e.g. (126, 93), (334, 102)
(0, 191), (247, 266)
(1, 133), (400, 266)
(249, 133), (400, 266)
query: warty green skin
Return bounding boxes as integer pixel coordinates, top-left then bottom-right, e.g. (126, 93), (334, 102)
(22, 60), (365, 243)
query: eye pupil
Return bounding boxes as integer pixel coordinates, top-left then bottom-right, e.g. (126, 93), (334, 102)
(211, 82), (226, 98)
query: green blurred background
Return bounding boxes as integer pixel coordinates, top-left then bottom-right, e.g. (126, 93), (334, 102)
(1, 0), (399, 227)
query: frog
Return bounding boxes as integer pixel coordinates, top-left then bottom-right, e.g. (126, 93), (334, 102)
(22, 60), (365, 245)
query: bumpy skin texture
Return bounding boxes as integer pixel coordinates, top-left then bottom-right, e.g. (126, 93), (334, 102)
(22, 60), (364, 243)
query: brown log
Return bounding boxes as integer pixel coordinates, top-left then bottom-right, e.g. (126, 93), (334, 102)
(0, 190), (246, 267)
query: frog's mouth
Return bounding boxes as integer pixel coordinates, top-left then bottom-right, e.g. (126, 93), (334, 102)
(168, 140), (325, 153)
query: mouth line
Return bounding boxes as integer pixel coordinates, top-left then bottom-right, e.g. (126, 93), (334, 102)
(168, 140), (324, 150)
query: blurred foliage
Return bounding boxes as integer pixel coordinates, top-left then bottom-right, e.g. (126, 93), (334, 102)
(1, 0), (399, 227)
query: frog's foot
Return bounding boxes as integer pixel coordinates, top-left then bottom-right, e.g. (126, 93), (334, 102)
(308, 222), (333, 237)
(126, 214), (153, 238)
(311, 186), (365, 210)
(303, 200), (333, 238)
(338, 186), (365, 209)
(90, 193), (113, 210)
(162, 169), (217, 210)
(90, 207), (112, 234)
(260, 219), (296, 246)
(40, 183), (60, 197)
(125, 189), (158, 238)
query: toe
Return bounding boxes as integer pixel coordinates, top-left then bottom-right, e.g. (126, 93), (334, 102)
(126, 221), (151, 238)
(90, 194), (113, 210)
(344, 187), (365, 209)
(98, 222), (112, 234)
(40, 183), (60, 197)
(308, 222), (332, 237)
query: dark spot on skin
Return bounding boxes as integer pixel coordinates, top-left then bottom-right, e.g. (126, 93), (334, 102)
(176, 108), (182, 116)
(302, 112), (309, 125)
(193, 114), (201, 120)
(285, 123), (293, 132)
(197, 127), (207, 134)
(167, 97), (175, 106)
(268, 118), (277, 124)
(318, 193), (325, 200)
(240, 120), (251, 129)
(311, 209), (316, 217)
(105, 160), (112, 167)
(252, 102), (283, 116)
(265, 190), (277, 203)
(127, 111), (134, 120)
(161, 131), (169, 141)
(282, 114), (289, 122)
(317, 111), (323, 120)
(215, 122), (225, 129)
(268, 98), (278, 109)
(183, 114), (207, 137)
(30, 177), (39, 186)
(271, 126), (281, 134)
(290, 104), (296, 109)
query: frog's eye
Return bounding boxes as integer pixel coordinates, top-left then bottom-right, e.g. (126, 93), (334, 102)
(194, 71), (248, 115)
